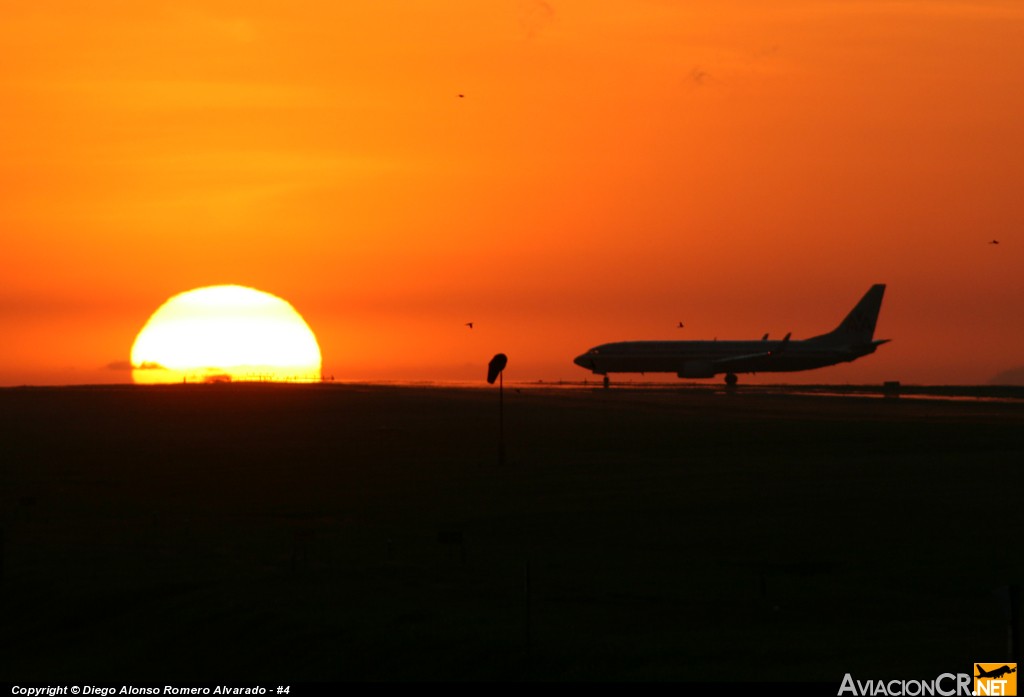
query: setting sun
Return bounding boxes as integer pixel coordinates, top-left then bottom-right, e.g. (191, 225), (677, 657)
(130, 285), (321, 384)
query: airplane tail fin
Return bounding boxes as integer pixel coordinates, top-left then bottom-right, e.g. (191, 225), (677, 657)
(815, 284), (886, 345)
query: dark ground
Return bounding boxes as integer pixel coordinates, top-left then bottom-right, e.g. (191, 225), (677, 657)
(2, 383), (1022, 682)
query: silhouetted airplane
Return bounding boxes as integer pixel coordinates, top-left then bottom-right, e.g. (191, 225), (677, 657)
(573, 284), (889, 387)
(976, 665), (1016, 679)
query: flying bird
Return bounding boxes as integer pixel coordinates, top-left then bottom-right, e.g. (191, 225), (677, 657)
(465, 322), (474, 329)
(989, 239), (1000, 245)
(677, 322), (685, 329)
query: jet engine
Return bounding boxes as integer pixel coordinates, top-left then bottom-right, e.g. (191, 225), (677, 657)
(678, 361), (716, 378)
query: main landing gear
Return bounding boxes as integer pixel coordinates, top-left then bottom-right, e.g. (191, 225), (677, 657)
(724, 373), (738, 386)
(603, 375), (610, 389)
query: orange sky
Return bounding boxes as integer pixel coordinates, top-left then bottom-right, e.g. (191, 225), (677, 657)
(2, 1), (1023, 386)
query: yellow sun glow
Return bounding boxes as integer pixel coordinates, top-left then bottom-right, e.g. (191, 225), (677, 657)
(131, 285), (322, 384)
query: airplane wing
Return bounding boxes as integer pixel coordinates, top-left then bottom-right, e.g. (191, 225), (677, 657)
(711, 334), (790, 368)
(712, 352), (773, 367)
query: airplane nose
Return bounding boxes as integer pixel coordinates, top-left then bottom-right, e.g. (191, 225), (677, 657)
(574, 353), (592, 370)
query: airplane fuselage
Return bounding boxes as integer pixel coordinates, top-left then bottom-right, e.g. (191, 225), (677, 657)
(573, 339), (879, 378)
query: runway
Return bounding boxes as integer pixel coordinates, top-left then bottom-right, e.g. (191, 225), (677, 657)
(2, 383), (1022, 681)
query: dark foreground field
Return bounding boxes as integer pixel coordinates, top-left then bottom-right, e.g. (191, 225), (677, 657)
(2, 384), (1022, 682)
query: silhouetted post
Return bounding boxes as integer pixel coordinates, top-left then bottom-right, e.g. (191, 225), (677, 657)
(499, 371), (504, 465)
(487, 353), (508, 466)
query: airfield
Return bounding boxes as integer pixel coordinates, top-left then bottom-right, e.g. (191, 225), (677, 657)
(2, 382), (1023, 682)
